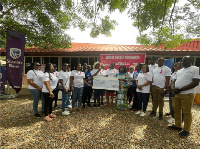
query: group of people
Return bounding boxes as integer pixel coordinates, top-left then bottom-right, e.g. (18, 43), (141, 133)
(27, 55), (200, 137)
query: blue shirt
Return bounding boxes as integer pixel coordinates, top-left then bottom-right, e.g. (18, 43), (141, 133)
(84, 71), (92, 87)
(132, 71), (141, 87)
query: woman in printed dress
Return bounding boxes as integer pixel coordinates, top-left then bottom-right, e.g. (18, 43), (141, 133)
(115, 65), (130, 110)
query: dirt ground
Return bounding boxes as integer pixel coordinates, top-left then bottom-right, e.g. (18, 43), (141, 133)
(0, 95), (200, 149)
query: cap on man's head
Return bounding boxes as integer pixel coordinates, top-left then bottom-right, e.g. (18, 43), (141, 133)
(53, 64), (57, 67)
(150, 56), (157, 60)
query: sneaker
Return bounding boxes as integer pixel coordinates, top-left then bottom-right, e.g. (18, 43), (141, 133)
(168, 125), (182, 130)
(62, 111), (70, 116)
(179, 130), (189, 137)
(135, 111), (142, 115)
(167, 117), (175, 123)
(49, 113), (56, 118)
(66, 105), (72, 109)
(34, 113), (41, 118)
(158, 114), (163, 120)
(44, 116), (52, 122)
(140, 112), (146, 117)
(97, 104), (100, 108)
(149, 111), (156, 117)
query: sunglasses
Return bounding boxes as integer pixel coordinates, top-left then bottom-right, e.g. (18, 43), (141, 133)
(35, 64), (41, 66)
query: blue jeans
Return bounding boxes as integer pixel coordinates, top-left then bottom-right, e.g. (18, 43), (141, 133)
(72, 87), (83, 108)
(94, 89), (102, 104)
(169, 93), (174, 118)
(62, 90), (71, 112)
(29, 89), (44, 114)
(137, 92), (150, 112)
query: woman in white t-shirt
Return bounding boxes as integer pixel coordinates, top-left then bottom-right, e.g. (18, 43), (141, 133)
(70, 63), (92, 112)
(91, 62), (104, 108)
(135, 64), (152, 116)
(106, 62), (119, 106)
(42, 63), (59, 122)
(27, 62), (44, 118)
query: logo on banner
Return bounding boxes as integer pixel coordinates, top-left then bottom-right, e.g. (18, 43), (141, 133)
(10, 48), (21, 59)
(0, 73), (2, 79)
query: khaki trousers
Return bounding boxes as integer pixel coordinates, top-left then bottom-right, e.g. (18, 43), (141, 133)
(172, 93), (194, 132)
(152, 85), (164, 114)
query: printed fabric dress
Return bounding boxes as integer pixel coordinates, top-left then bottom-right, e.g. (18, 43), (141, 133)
(115, 73), (130, 110)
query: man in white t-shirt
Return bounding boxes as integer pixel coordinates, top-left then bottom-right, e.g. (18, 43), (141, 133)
(168, 56), (199, 137)
(148, 56), (158, 106)
(66, 65), (72, 102)
(58, 63), (71, 116)
(148, 56), (158, 75)
(149, 57), (171, 120)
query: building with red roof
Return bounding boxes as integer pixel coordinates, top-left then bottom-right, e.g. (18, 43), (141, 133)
(0, 39), (200, 74)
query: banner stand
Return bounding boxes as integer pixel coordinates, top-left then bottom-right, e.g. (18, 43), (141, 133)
(0, 81), (19, 99)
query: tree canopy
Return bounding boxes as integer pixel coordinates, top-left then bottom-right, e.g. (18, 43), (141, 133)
(0, 0), (199, 49)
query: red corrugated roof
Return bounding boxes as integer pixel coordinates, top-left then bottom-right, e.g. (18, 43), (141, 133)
(1, 39), (199, 53)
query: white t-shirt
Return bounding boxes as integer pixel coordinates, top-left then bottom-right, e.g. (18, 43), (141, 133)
(148, 64), (158, 75)
(106, 68), (119, 77)
(67, 71), (71, 76)
(170, 72), (177, 82)
(152, 66), (171, 88)
(53, 71), (59, 77)
(175, 66), (200, 94)
(27, 70), (44, 89)
(58, 70), (70, 90)
(136, 72), (152, 93)
(70, 70), (85, 88)
(91, 69), (104, 76)
(42, 72), (59, 93)
(128, 72), (134, 86)
(100, 69), (106, 76)
(66, 71), (71, 88)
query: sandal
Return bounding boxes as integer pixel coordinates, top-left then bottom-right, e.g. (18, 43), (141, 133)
(49, 113), (56, 118)
(71, 108), (76, 113)
(78, 108), (81, 112)
(110, 102), (114, 106)
(44, 116), (52, 122)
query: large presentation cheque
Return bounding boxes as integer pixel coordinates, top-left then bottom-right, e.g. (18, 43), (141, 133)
(92, 76), (119, 91)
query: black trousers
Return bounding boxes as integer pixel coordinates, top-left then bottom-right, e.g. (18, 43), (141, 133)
(54, 89), (59, 104)
(82, 87), (93, 105)
(43, 91), (56, 116)
(127, 86), (133, 104)
(132, 87), (138, 110)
